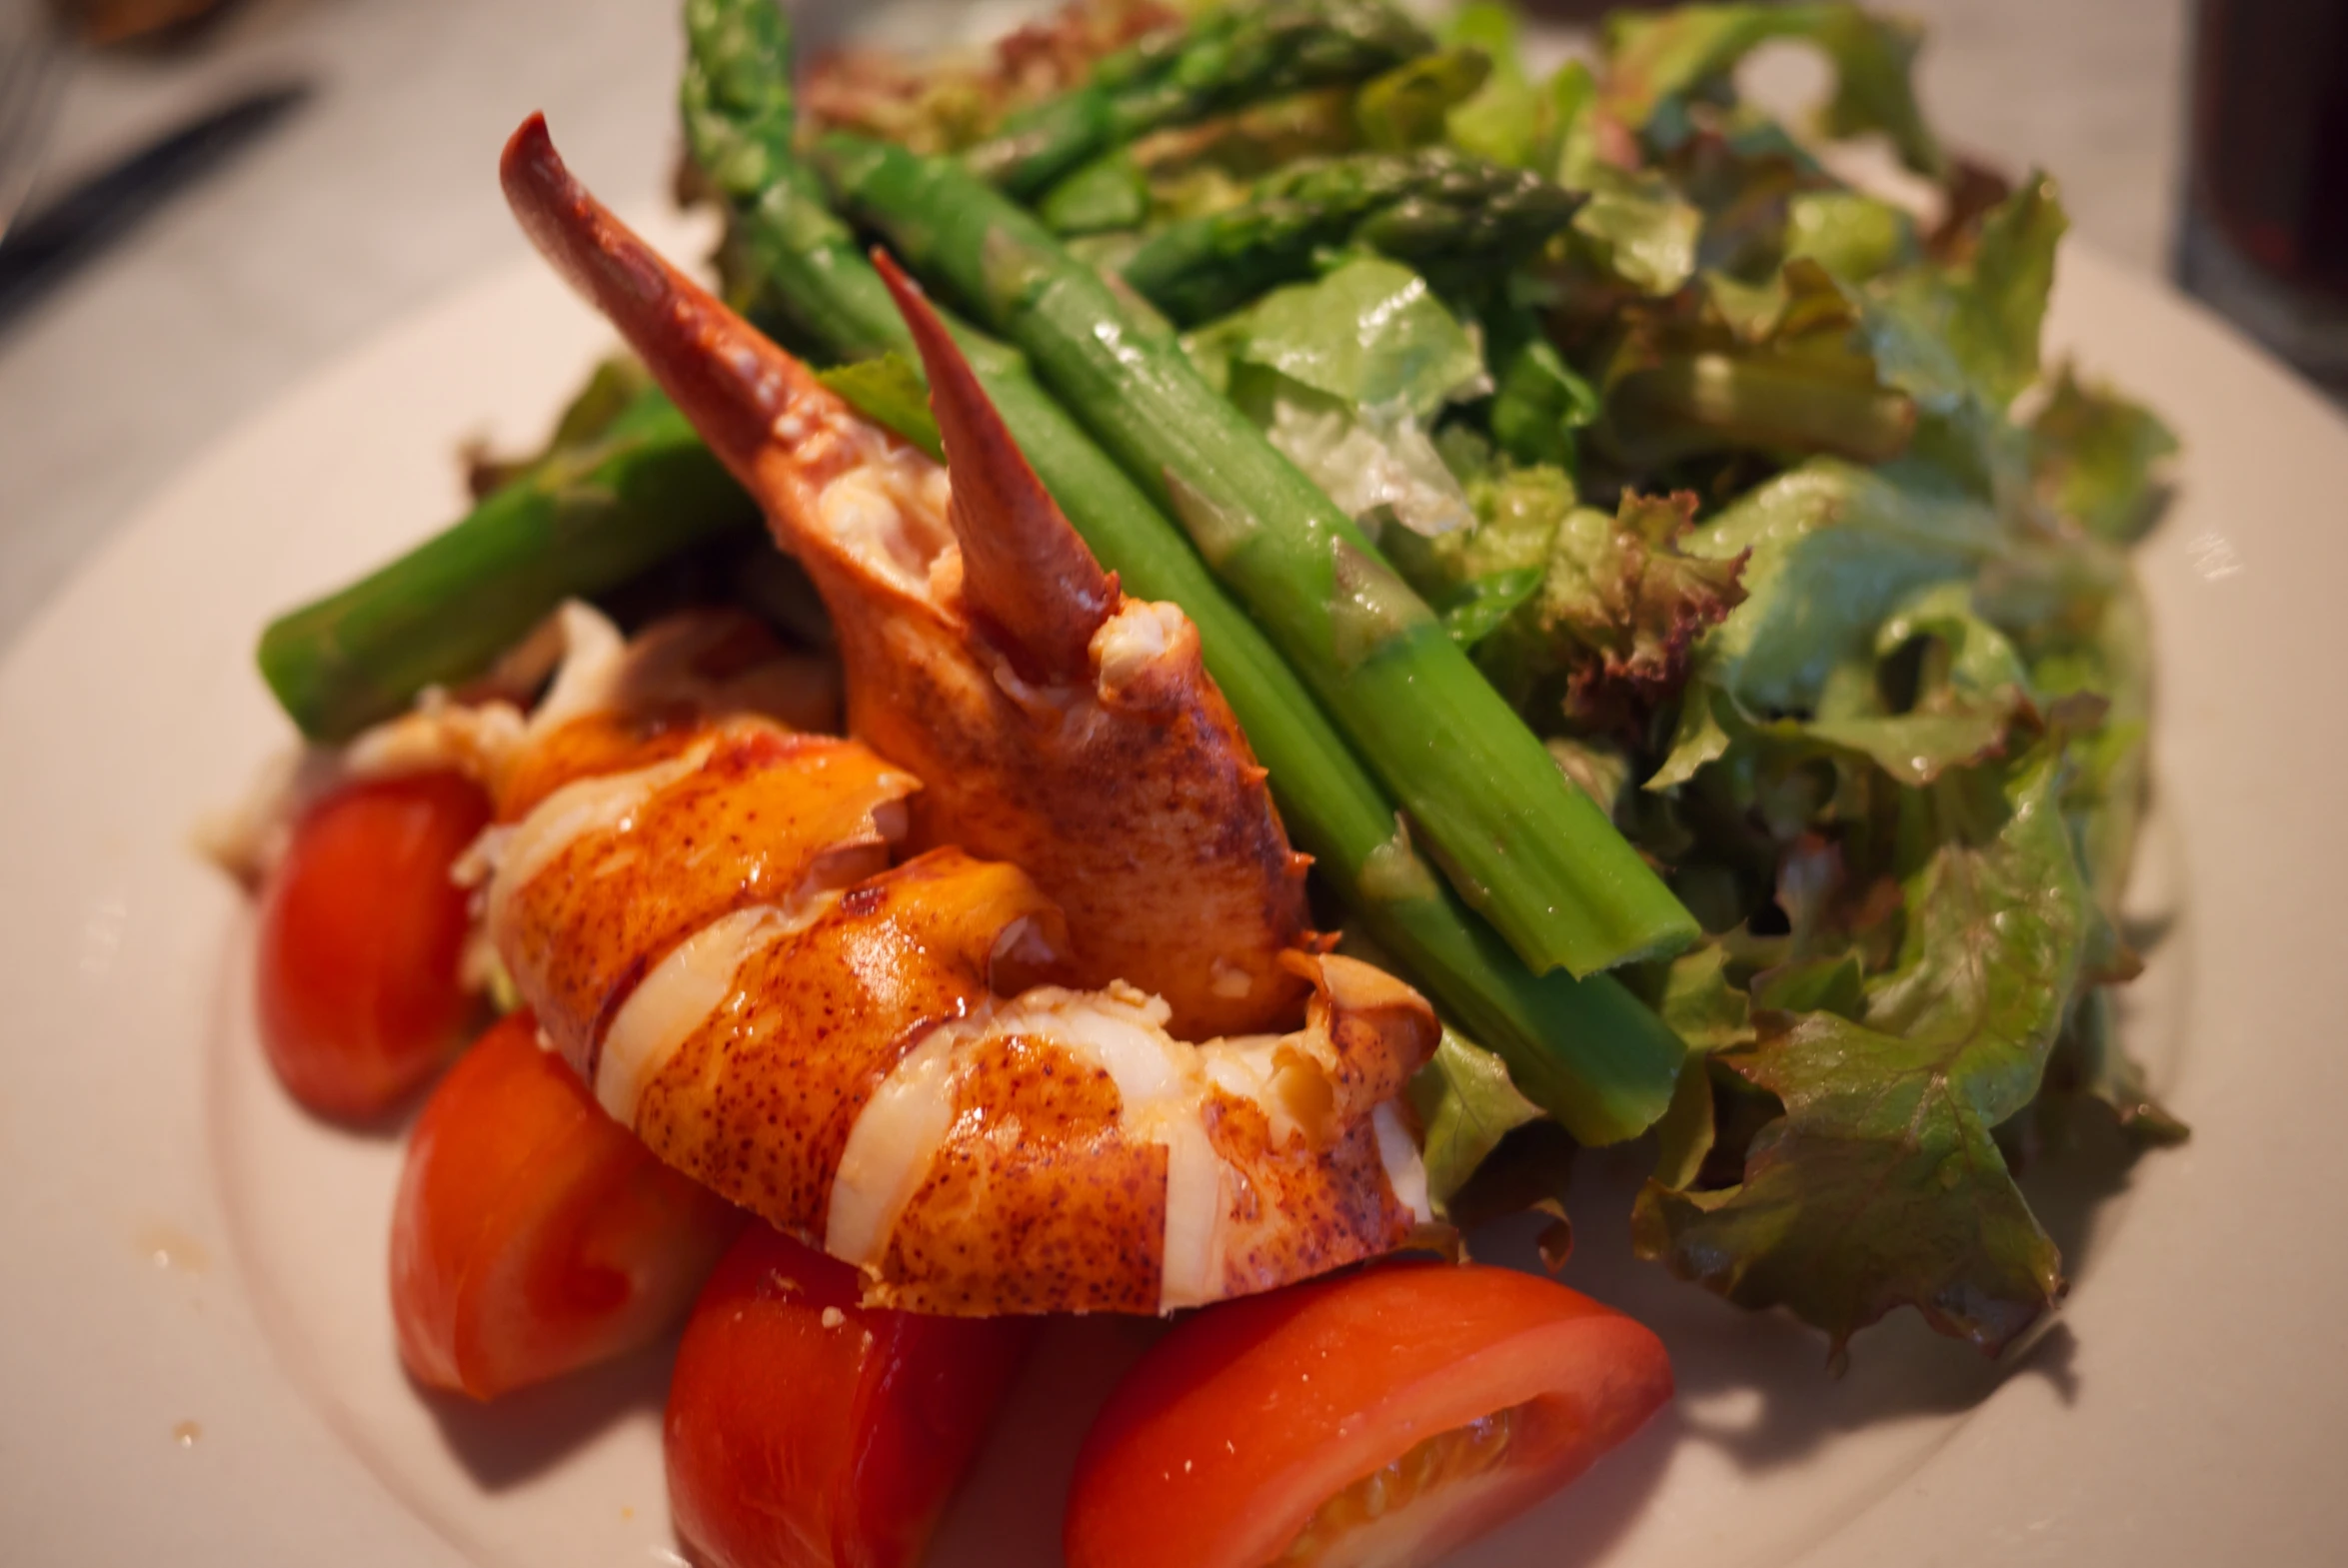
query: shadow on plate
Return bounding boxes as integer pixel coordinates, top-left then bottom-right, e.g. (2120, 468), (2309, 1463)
(415, 1332), (679, 1493)
(1488, 1108), (2152, 1484)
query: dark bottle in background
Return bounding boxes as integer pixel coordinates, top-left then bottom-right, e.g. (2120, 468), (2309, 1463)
(2176, 0), (2348, 399)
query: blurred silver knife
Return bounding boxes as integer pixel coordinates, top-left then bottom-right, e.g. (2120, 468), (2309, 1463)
(0, 79), (309, 334)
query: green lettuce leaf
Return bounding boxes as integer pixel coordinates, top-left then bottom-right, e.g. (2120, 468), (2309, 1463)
(1199, 257), (1492, 536)
(1566, 164), (1703, 297)
(1487, 327), (1601, 470)
(1634, 744), (2085, 1355)
(1886, 170), (2065, 409)
(1683, 458), (2004, 715)
(1648, 940), (1756, 1051)
(1590, 178), (2066, 494)
(1531, 493), (1753, 733)
(1602, 257), (1918, 466)
(1439, 2), (1539, 167)
(1225, 255), (1490, 416)
(816, 352), (944, 460)
(1600, 2), (1944, 177)
(1784, 189), (1918, 283)
(2042, 988), (2189, 1147)
(1265, 396), (1478, 536)
(2029, 363), (2180, 543)
(1790, 580), (2037, 786)
(1356, 45), (1493, 152)
(1634, 943), (1755, 1188)
(1385, 443), (1569, 641)
(1037, 148), (1151, 234)
(1529, 49), (1704, 297)
(1393, 467), (1748, 732)
(1852, 172), (2065, 500)
(1407, 1028), (1545, 1211)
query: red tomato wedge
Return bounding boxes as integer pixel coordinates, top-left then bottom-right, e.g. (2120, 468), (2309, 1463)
(666, 1225), (1038, 1568)
(1066, 1261), (1672, 1568)
(255, 769), (491, 1118)
(391, 1010), (742, 1399)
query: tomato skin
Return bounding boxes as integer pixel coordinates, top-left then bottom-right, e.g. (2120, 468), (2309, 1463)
(391, 1010), (742, 1400)
(1065, 1262), (1673, 1568)
(255, 770), (492, 1118)
(666, 1225), (1038, 1568)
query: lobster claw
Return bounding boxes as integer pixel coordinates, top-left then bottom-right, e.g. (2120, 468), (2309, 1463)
(500, 115), (1313, 1039)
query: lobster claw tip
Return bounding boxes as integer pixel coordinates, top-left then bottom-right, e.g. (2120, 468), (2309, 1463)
(500, 114), (808, 490)
(873, 248), (1117, 688)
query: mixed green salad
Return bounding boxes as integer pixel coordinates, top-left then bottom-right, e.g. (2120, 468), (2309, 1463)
(258, 0), (2183, 1361)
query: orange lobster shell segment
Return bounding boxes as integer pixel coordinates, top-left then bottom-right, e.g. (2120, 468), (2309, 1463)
(484, 716), (928, 1086)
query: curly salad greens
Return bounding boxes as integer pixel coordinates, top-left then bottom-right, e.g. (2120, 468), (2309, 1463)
(257, 0), (2183, 1362)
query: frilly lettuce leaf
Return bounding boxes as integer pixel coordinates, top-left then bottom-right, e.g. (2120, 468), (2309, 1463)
(1878, 170), (2065, 411)
(1600, 2), (1945, 177)
(1585, 177), (2066, 495)
(1789, 580), (2037, 786)
(1534, 493), (1752, 734)
(1850, 172), (2065, 501)
(1407, 1027), (1544, 1212)
(1634, 743), (2085, 1355)
(1681, 457), (2002, 715)
(1384, 441), (1568, 641)
(1390, 464), (1748, 734)
(1525, 52), (1703, 298)
(2028, 363), (2180, 543)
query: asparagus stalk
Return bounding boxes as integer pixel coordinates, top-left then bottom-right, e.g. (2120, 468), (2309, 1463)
(819, 134), (1699, 978)
(964, 0), (1433, 199)
(682, 0), (1684, 1139)
(257, 385), (758, 743)
(1122, 148), (1583, 327)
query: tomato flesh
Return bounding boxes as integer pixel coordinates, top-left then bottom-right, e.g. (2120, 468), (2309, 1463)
(1065, 1261), (1673, 1568)
(665, 1225), (1038, 1568)
(1278, 1404), (1522, 1563)
(390, 1010), (742, 1399)
(256, 770), (491, 1118)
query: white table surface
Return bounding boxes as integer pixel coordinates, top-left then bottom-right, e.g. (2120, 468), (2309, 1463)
(0, 0), (2188, 654)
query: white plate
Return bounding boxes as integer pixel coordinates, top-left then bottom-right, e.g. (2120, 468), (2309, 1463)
(3, 187), (2345, 1565)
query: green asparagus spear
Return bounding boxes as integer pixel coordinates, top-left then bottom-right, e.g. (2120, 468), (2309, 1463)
(964, 0), (1433, 199)
(682, 0), (1684, 1139)
(1122, 148), (1582, 327)
(257, 384), (759, 743)
(819, 133), (1699, 978)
